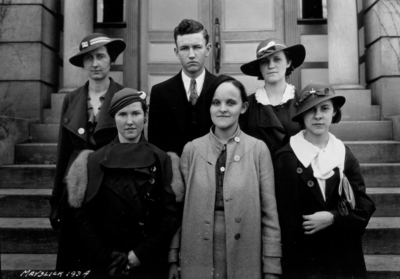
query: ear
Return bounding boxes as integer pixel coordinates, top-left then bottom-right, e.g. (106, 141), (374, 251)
(205, 43), (212, 57)
(286, 59), (292, 69)
(174, 47), (180, 61)
(241, 102), (249, 114)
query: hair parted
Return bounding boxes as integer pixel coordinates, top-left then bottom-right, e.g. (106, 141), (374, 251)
(174, 19), (209, 45)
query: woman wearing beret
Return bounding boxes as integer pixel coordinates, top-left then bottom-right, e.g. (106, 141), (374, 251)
(169, 75), (281, 279)
(274, 83), (375, 278)
(50, 33), (126, 270)
(240, 38), (306, 156)
(67, 88), (179, 277)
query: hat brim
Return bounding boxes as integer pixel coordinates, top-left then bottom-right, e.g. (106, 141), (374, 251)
(240, 44), (306, 77)
(292, 95), (346, 122)
(69, 39), (126, 67)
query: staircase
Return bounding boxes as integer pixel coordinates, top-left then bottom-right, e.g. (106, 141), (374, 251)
(1, 89), (400, 278)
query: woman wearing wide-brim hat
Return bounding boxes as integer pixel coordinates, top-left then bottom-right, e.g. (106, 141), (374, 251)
(239, 38), (306, 155)
(49, 33), (126, 271)
(274, 82), (375, 278)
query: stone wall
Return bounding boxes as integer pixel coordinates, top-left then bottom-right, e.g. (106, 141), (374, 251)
(0, 0), (60, 121)
(364, 0), (400, 118)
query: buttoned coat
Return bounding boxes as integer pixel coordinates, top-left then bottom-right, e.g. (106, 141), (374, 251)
(239, 91), (302, 156)
(179, 129), (282, 279)
(275, 144), (375, 278)
(52, 78), (124, 270)
(148, 70), (216, 156)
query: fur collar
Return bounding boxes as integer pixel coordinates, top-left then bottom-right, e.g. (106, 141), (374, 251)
(66, 150), (184, 208)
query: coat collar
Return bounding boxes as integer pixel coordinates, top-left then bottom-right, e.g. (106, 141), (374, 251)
(62, 77), (119, 143)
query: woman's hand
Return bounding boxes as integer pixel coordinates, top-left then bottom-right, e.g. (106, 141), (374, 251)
(302, 211), (334, 235)
(168, 263), (180, 279)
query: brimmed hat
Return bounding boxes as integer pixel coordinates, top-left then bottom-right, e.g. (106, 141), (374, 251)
(240, 38), (306, 77)
(292, 82), (346, 122)
(69, 33), (126, 67)
(109, 88), (147, 118)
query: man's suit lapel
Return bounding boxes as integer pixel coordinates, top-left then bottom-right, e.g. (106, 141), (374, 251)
(166, 71), (189, 134)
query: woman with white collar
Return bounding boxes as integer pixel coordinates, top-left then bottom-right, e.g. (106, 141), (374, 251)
(274, 82), (375, 278)
(240, 38), (306, 155)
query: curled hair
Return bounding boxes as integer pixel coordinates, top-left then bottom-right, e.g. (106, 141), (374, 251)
(174, 19), (209, 45)
(257, 50), (294, 80)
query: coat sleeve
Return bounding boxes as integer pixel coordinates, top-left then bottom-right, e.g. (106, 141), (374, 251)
(256, 141), (282, 275)
(329, 147), (376, 235)
(148, 85), (169, 152)
(51, 94), (74, 207)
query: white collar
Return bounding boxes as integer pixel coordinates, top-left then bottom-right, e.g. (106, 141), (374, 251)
(290, 131), (345, 180)
(181, 69), (206, 100)
(255, 83), (295, 106)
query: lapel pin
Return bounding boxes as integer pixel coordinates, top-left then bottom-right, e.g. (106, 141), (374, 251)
(78, 128), (85, 134)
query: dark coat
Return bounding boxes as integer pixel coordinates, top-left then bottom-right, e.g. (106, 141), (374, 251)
(239, 90), (302, 156)
(52, 78), (124, 271)
(274, 144), (376, 279)
(71, 136), (179, 278)
(148, 69), (216, 156)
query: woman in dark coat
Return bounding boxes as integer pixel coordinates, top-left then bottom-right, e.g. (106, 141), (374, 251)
(239, 38), (306, 155)
(274, 82), (375, 278)
(49, 33), (126, 270)
(67, 88), (179, 278)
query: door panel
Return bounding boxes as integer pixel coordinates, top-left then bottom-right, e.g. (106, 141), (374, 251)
(140, 0), (284, 95)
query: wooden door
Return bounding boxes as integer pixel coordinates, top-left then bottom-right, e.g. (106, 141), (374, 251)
(139, 0), (285, 94)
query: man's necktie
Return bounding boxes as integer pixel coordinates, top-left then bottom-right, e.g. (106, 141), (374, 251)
(189, 79), (198, 106)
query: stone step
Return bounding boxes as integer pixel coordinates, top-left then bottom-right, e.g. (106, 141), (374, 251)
(344, 141), (400, 163)
(341, 104), (381, 121)
(0, 218), (58, 254)
(50, 93), (66, 111)
(0, 165), (55, 189)
(15, 143), (57, 165)
(365, 255), (400, 279)
(1, 217), (397, 254)
(367, 188), (400, 217)
(0, 189), (51, 217)
(362, 163), (400, 188)
(331, 121), (393, 141)
(335, 89), (372, 107)
(43, 108), (61, 124)
(363, 217), (400, 255)
(30, 124), (59, 143)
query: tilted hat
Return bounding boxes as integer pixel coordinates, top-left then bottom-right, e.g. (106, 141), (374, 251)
(109, 88), (147, 118)
(240, 38), (306, 77)
(69, 33), (126, 67)
(292, 82), (346, 123)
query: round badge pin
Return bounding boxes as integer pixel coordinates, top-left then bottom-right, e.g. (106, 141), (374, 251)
(78, 128), (85, 134)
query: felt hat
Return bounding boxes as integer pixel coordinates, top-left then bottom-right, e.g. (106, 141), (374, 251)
(240, 38), (306, 77)
(292, 82), (346, 122)
(109, 88), (147, 118)
(69, 33), (126, 67)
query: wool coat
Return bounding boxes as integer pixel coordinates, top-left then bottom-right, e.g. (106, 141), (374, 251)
(148, 69), (216, 156)
(179, 128), (282, 279)
(275, 144), (376, 279)
(51, 78), (124, 271)
(239, 90), (302, 156)
(67, 136), (180, 278)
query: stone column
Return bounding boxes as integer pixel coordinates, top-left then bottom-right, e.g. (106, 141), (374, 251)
(59, 0), (94, 92)
(327, 1), (361, 89)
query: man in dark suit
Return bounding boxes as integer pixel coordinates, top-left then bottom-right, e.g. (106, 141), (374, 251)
(148, 19), (217, 156)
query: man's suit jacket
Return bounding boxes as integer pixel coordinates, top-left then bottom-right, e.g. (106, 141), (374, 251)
(148, 69), (216, 156)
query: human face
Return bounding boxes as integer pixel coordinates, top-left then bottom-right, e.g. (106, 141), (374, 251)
(174, 32), (211, 78)
(303, 100), (336, 139)
(83, 46), (111, 81)
(115, 102), (146, 143)
(259, 51), (291, 84)
(210, 82), (248, 138)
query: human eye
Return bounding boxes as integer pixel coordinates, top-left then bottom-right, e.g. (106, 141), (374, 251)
(180, 46), (188, 51)
(227, 100), (237, 106)
(211, 99), (220, 106)
(117, 112), (126, 117)
(83, 55), (92, 61)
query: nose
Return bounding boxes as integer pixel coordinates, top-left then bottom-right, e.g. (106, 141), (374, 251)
(188, 48), (195, 58)
(314, 109), (322, 119)
(268, 60), (275, 68)
(92, 57), (99, 67)
(220, 104), (227, 113)
(126, 115), (134, 125)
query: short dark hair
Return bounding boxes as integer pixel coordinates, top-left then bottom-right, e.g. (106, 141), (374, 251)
(174, 19), (209, 45)
(257, 50), (294, 80)
(104, 45), (117, 63)
(298, 99), (342, 128)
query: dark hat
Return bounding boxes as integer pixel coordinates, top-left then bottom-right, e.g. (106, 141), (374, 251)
(292, 82), (346, 122)
(240, 38), (306, 77)
(69, 33), (126, 67)
(109, 88), (147, 118)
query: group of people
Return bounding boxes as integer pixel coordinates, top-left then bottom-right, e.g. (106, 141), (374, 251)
(49, 19), (376, 279)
